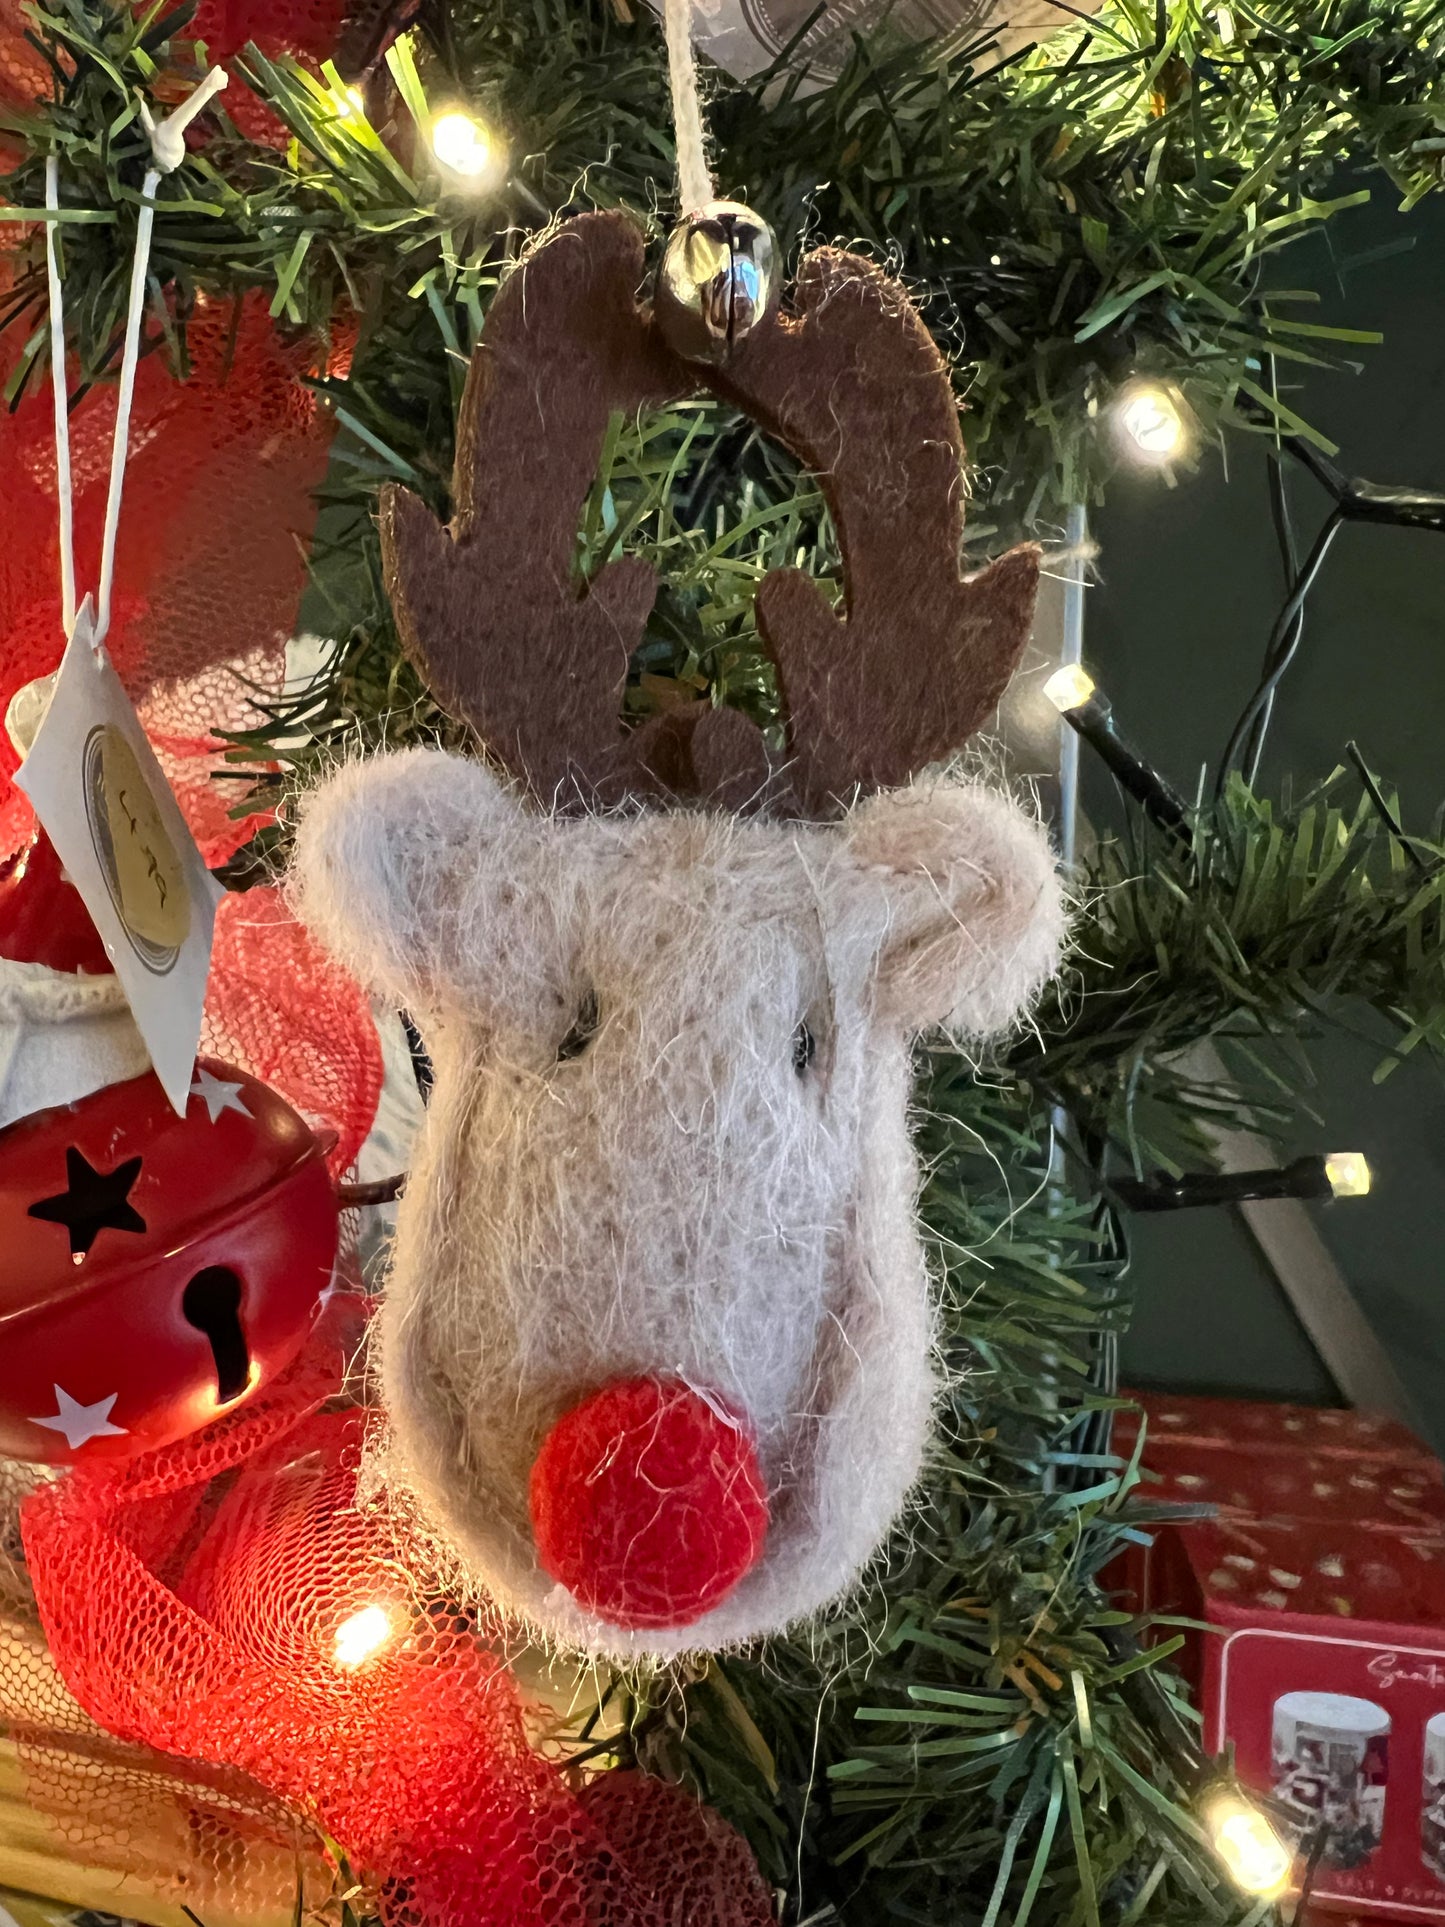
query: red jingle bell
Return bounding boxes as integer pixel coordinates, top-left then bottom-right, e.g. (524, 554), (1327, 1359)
(0, 1056), (339, 1463)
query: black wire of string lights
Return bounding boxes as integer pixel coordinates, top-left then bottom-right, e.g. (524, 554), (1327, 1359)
(1047, 382), (1400, 1489)
(1251, 365), (1301, 744)
(1047, 396), (1432, 1320)
(1217, 497), (1346, 797)
(1042, 386), (1427, 1907)
(1216, 385), (1445, 798)
(1243, 356), (1305, 785)
(1057, 376), (1445, 839)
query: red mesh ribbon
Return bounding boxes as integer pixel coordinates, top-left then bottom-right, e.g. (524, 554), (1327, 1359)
(0, 0), (53, 136)
(21, 1311), (776, 1927)
(0, 271), (380, 1163)
(204, 885), (384, 1177)
(0, 288), (339, 866)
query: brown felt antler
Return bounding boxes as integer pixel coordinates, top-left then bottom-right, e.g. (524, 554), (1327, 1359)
(716, 255), (1040, 818)
(381, 220), (691, 807)
(381, 212), (1039, 819)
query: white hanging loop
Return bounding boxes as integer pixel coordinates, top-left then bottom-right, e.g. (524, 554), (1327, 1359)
(45, 68), (229, 653)
(43, 156), (76, 638)
(136, 66), (229, 174)
(91, 156), (158, 650)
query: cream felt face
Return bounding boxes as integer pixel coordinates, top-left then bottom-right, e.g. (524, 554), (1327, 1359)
(292, 748), (1064, 1657)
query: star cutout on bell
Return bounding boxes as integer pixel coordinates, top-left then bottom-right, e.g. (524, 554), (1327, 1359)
(28, 1148), (147, 1257)
(30, 1385), (128, 1451)
(189, 1065), (252, 1125)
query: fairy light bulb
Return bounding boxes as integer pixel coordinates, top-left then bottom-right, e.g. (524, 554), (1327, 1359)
(1116, 382), (1185, 463)
(1043, 664), (1097, 714)
(430, 109), (493, 180)
(333, 1603), (393, 1668)
(1204, 1791), (1293, 1898)
(1325, 1150), (1372, 1199)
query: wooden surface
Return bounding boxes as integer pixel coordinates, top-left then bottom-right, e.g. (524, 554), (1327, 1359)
(0, 1742), (301, 1927)
(0, 1742), (186, 1926)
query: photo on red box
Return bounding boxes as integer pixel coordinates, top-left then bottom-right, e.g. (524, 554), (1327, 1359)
(1110, 1508), (1445, 1919)
(1215, 1632), (1445, 1919)
(1423, 1715), (1445, 1886)
(1271, 1690), (1390, 1867)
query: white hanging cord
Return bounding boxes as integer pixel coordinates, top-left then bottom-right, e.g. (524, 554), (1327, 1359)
(43, 156), (76, 638)
(40, 69), (229, 653)
(137, 66), (229, 173)
(662, 0), (714, 212)
(90, 66), (229, 649)
(92, 155), (159, 649)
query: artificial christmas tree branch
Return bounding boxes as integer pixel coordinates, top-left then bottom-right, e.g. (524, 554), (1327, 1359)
(4, 0), (1445, 528)
(1, 1), (1443, 1920)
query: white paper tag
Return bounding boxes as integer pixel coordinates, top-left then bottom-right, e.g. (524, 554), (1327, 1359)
(15, 597), (222, 1115)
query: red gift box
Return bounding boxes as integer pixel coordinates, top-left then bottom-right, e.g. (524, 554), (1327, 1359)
(1115, 1391), (1436, 1468)
(1143, 1521), (1445, 1918)
(1111, 1394), (1445, 1919)
(1134, 1448), (1445, 1538)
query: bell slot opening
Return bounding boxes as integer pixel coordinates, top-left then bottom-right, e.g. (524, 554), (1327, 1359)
(182, 1266), (250, 1404)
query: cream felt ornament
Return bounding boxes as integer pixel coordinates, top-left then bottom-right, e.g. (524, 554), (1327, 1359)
(291, 212), (1065, 1658)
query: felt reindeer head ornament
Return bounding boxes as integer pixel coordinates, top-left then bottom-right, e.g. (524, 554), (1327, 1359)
(292, 213), (1065, 1658)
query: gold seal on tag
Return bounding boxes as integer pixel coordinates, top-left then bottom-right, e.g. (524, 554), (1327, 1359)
(83, 724), (190, 969)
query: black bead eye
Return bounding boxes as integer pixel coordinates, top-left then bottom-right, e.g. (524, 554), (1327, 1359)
(792, 1020), (816, 1075)
(557, 989), (600, 1062)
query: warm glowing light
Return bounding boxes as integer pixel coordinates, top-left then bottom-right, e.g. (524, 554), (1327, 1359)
(1116, 382), (1185, 461)
(336, 83), (365, 120)
(1043, 663), (1097, 714)
(333, 1604), (393, 1668)
(1204, 1791), (1293, 1898)
(1325, 1150), (1372, 1199)
(430, 109), (494, 179)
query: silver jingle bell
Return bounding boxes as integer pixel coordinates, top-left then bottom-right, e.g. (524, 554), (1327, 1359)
(654, 200), (779, 365)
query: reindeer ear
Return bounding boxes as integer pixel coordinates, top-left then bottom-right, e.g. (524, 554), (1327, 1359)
(839, 782), (1065, 1036)
(289, 749), (551, 1012)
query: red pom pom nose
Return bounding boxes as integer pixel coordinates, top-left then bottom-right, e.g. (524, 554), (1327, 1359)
(529, 1377), (769, 1630)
